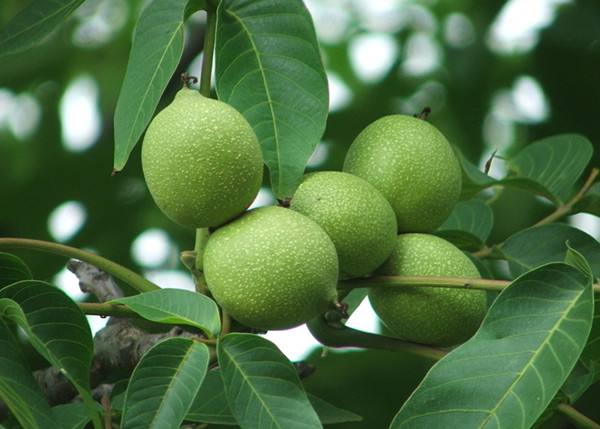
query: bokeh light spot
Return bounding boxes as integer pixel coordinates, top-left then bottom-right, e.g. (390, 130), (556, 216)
(59, 75), (101, 152)
(131, 228), (172, 268)
(53, 266), (87, 301)
(144, 270), (195, 291)
(349, 33), (399, 83)
(48, 201), (87, 242)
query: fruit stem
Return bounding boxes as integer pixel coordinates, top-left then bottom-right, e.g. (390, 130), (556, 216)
(199, 0), (217, 97)
(556, 403), (600, 429)
(415, 107), (431, 120)
(307, 314), (446, 361)
(221, 309), (231, 338)
(191, 229), (210, 294)
(339, 275), (600, 294)
(0, 238), (160, 293)
(194, 228), (210, 271)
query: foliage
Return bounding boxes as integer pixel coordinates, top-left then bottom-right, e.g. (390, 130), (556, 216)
(1, 0), (600, 428)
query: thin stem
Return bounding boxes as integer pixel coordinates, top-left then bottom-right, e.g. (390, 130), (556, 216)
(534, 168), (599, 227)
(221, 309), (231, 338)
(307, 315), (446, 361)
(472, 245), (496, 259)
(473, 168), (599, 259)
(557, 403), (600, 429)
(101, 394), (112, 429)
(80, 302), (137, 318)
(0, 238), (159, 293)
(199, 2), (217, 97)
(340, 276), (508, 292)
(194, 228), (210, 271)
(338, 275), (600, 294)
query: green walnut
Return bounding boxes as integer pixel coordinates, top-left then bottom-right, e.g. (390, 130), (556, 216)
(290, 171), (397, 279)
(142, 88), (263, 228)
(203, 206), (339, 330)
(369, 233), (487, 347)
(344, 115), (461, 232)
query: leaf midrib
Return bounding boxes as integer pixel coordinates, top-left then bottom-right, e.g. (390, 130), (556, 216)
(0, 0), (81, 46)
(225, 8), (281, 190)
(221, 345), (284, 428)
(144, 341), (195, 428)
(122, 20), (184, 154)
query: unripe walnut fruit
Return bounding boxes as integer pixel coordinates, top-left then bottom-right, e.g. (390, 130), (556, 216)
(344, 115), (462, 232)
(142, 88), (263, 228)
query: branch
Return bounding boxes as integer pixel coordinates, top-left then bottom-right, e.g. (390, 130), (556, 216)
(0, 261), (195, 420)
(307, 313), (446, 361)
(534, 168), (599, 227)
(339, 275), (508, 292)
(473, 168), (599, 259)
(557, 403), (600, 429)
(67, 260), (123, 302)
(0, 238), (159, 293)
(339, 275), (600, 294)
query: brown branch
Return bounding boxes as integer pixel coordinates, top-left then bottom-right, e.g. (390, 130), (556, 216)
(0, 261), (202, 421)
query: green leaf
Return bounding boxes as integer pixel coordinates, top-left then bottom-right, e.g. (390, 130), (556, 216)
(457, 152), (555, 203)
(186, 368), (361, 425)
(436, 200), (493, 251)
(558, 237), (600, 403)
(186, 369), (237, 425)
(52, 403), (93, 429)
(121, 338), (210, 429)
(561, 360), (598, 403)
(0, 252), (32, 289)
(215, 0), (329, 198)
(110, 288), (221, 338)
(0, 0), (84, 58)
(456, 151), (496, 200)
(0, 280), (98, 427)
(113, 0), (201, 171)
(573, 182), (600, 216)
(389, 261), (594, 429)
(0, 319), (58, 429)
(308, 394), (362, 424)
(500, 223), (600, 279)
(456, 135), (594, 204)
(217, 333), (321, 428)
(582, 293), (600, 368)
(508, 134), (593, 203)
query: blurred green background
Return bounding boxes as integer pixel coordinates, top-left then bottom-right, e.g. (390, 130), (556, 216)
(1, 0), (599, 427)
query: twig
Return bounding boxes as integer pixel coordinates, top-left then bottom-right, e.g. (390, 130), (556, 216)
(68, 260), (123, 302)
(101, 392), (112, 429)
(307, 314), (446, 361)
(557, 403), (600, 429)
(338, 275), (600, 294)
(534, 168), (599, 227)
(473, 168), (599, 260)
(0, 238), (159, 293)
(0, 262), (199, 419)
(221, 309), (231, 338)
(79, 302), (137, 318)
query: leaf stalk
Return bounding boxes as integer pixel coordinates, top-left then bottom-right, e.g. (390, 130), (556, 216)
(199, 1), (217, 97)
(557, 403), (600, 429)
